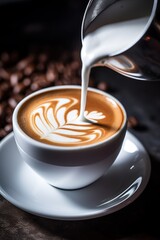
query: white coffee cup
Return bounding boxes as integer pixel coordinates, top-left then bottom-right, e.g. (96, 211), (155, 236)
(12, 85), (127, 190)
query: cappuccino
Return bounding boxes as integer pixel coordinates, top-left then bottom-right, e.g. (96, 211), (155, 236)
(18, 87), (124, 147)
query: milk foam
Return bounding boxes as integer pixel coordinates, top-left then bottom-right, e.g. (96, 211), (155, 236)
(30, 97), (105, 146)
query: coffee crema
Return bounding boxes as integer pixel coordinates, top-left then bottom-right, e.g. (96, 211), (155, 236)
(18, 88), (124, 147)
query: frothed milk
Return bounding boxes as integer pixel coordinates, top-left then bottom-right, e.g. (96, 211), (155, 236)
(80, 0), (152, 117)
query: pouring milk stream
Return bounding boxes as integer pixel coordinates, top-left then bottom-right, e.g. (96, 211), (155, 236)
(80, 16), (148, 119)
(79, 0), (160, 119)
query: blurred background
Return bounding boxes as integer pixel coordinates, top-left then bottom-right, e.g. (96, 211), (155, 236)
(0, 0), (160, 239)
(0, 0), (87, 139)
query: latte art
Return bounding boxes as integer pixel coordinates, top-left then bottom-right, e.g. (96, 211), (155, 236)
(18, 88), (124, 147)
(30, 97), (105, 146)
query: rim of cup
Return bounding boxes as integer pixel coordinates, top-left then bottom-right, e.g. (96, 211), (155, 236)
(13, 85), (127, 151)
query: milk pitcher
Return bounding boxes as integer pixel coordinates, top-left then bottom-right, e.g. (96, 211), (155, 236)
(81, 0), (160, 81)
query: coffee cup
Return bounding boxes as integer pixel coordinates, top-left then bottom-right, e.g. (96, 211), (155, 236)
(12, 85), (127, 190)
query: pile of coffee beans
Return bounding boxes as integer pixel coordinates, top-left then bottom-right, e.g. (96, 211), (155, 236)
(0, 47), (90, 140)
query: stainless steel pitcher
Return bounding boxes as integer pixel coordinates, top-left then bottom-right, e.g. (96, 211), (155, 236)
(81, 0), (160, 81)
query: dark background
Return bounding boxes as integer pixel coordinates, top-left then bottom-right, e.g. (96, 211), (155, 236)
(0, 1), (160, 239)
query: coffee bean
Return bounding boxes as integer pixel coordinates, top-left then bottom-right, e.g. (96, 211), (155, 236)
(32, 74), (50, 88)
(0, 68), (10, 80)
(23, 78), (31, 87)
(56, 62), (65, 74)
(4, 124), (12, 133)
(24, 64), (35, 76)
(46, 69), (57, 82)
(97, 81), (109, 91)
(16, 56), (34, 71)
(13, 83), (25, 94)
(10, 72), (23, 86)
(8, 94), (23, 109)
(70, 60), (80, 71)
(6, 115), (12, 124)
(30, 82), (41, 91)
(127, 116), (139, 129)
(8, 98), (17, 109)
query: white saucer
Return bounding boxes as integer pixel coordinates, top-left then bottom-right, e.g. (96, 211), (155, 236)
(0, 131), (151, 220)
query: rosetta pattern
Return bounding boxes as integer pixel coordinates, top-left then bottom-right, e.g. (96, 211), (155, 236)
(30, 97), (105, 146)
